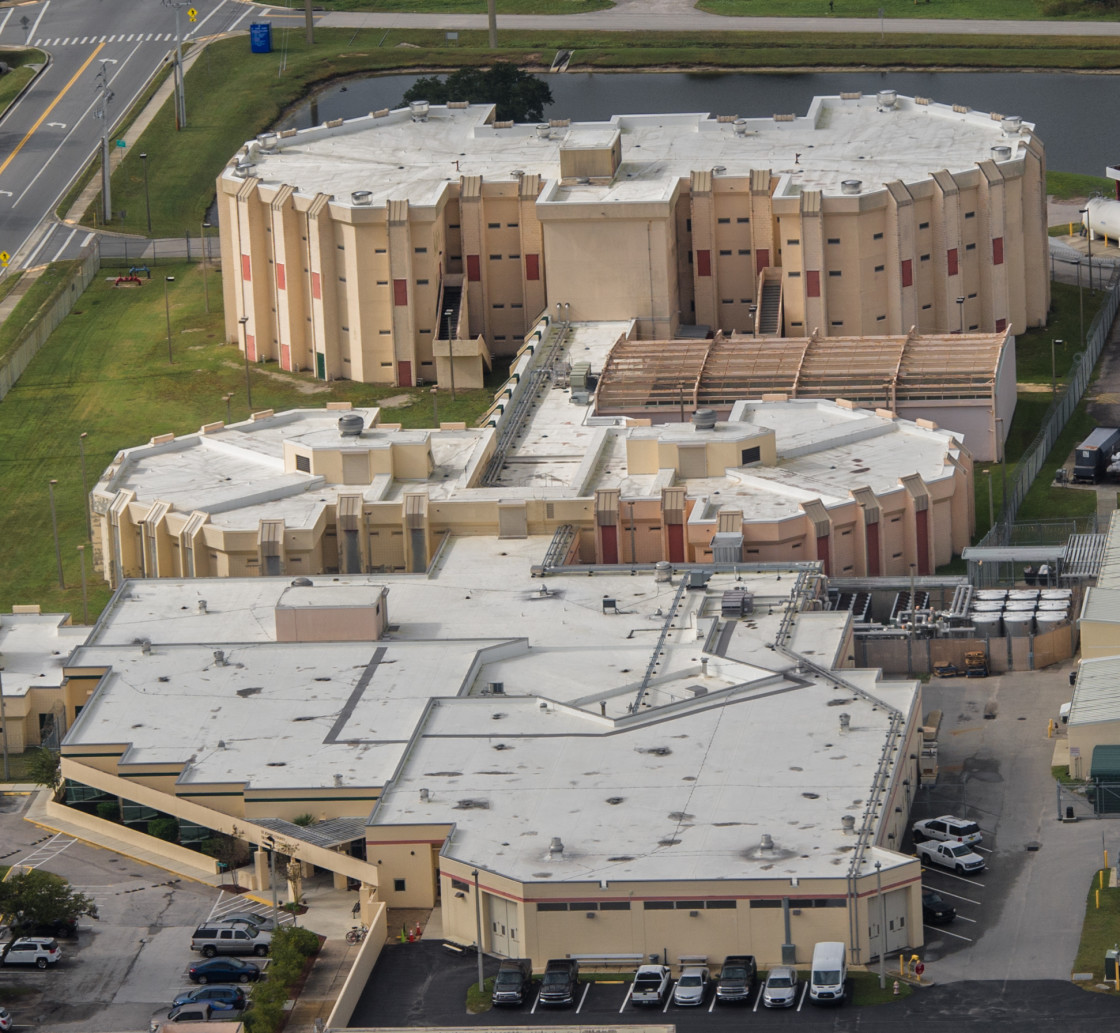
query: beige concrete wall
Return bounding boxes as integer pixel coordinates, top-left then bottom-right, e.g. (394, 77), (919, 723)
(325, 901), (389, 1029)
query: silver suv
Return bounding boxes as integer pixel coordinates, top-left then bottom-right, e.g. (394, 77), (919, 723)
(190, 925), (271, 958)
(2, 938), (61, 968)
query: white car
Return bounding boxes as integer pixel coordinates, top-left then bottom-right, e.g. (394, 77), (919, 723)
(3, 937), (62, 968)
(912, 815), (982, 846)
(0, 1005), (12, 1031)
(672, 966), (710, 1006)
(762, 965), (799, 1008)
(916, 839), (985, 874)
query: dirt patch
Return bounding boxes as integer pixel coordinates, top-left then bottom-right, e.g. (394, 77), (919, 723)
(378, 394), (415, 409)
(222, 360), (329, 393)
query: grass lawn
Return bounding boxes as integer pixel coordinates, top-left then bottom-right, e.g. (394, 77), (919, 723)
(92, 28), (1120, 238)
(0, 260), (502, 618)
(0, 48), (47, 114)
(0, 260), (84, 366)
(1073, 868), (1120, 987)
(697, 0), (1120, 18)
(848, 969), (913, 1004)
(1047, 171), (1114, 203)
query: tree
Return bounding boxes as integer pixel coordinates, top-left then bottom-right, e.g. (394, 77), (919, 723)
(26, 747), (62, 790)
(400, 63), (552, 124)
(0, 869), (98, 949)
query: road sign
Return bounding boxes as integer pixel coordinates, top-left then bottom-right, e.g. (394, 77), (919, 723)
(188, 7), (197, 21)
(116, 140), (126, 148)
(915, 962), (925, 976)
(0, 252), (10, 267)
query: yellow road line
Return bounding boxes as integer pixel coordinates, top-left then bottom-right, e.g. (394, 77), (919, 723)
(0, 41), (105, 179)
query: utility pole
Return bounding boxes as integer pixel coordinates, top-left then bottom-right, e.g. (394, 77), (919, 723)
(94, 65), (114, 223)
(305, 0), (314, 44)
(487, 0), (497, 48)
(164, 0), (188, 129)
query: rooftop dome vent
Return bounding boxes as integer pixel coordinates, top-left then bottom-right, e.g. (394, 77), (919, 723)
(759, 833), (774, 851)
(510, 169), (525, 178)
(290, 577), (313, 587)
(733, 118), (749, 136)
(548, 836), (564, 857)
(409, 99), (430, 121)
(841, 814), (856, 833)
(876, 89), (897, 109)
(255, 132), (279, 152)
(536, 123), (551, 140)
(338, 413), (365, 437)
(654, 560), (672, 583)
(351, 190), (372, 206)
(1001, 115), (1023, 135)
(691, 408), (718, 431)
(712, 165), (726, 175)
(841, 179), (862, 195)
(990, 144), (1012, 162)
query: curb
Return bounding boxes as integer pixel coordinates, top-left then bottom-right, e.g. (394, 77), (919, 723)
(0, 47), (52, 130)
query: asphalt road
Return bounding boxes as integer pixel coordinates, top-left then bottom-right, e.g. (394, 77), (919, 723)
(0, 0), (260, 272)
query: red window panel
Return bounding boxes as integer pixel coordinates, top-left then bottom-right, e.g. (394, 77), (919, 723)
(245, 334), (256, 362)
(525, 254), (540, 281)
(397, 361), (412, 387)
(667, 523), (684, 563)
(311, 272), (321, 300)
(995, 317), (1007, 333)
(947, 247), (959, 276)
(816, 534), (830, 577)
(276, 263), (286, 290)
(241, 254), (252, 282)
(696, 250), (711, 277)
(901, 259), (913, 287)
(756, 248), (770, 276)
(992, 236), (1004, 265)
(393, 279), (408, 306)
(806, 270), (821, 298)
(865, 522), (880, 578)
(915, 510), (930, 576)
(600, 524), (618, 565)
(467, 255), (481, 281)
(280, 343), (291, 370)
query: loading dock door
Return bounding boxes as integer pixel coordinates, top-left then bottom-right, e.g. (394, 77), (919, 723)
(488, 895), (521, 958)
(867, 888), (911, 960)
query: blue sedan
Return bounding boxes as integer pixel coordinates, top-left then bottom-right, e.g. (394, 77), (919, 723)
(187, 957), (262, 984)
(172, 985), (247, 1011)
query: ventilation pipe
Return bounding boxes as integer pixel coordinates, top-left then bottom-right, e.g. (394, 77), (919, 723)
(197, 599), (208, 614)
(839, 712), (851, 732)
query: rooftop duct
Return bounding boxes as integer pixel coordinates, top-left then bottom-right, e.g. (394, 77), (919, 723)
(351, 190), (373, 206)
(536, 123), (551, 140)
(409, 100), (430, 121)
(338, 413), (364, 437)
(990, 144), (1012, 162)
(876, 90), (897, 109)
(691, 408), (718, 431)
(1001, 115), (1023, 135)
(841, 179), (862, 195)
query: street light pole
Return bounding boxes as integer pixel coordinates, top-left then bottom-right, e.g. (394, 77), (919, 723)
(164, 0), (188, 129)
(140, 153), (152, 235)
(48, 478), (64, 588)
(223, 393), (233, 425)
(472, 869), (485, 993)
(164, 276), (176, 362)
(1051, 338), (1063, 400)
(78, 545), (89, 625)
(0, 670), (8, 781)
(200, 221), (211, 313)
(79, 431), (91, 540)
(239, 316), (253, 411)
(264, 835), (281, 930)
(95, 65), (113, 223)
(1080, 207), (1092, 291)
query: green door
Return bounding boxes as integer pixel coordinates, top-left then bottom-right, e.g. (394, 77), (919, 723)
(315, 352), (326, 379)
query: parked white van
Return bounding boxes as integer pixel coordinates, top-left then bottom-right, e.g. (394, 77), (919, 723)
(809, 941), (846, 1004)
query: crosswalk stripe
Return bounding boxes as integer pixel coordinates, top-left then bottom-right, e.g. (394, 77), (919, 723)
(127, 33), (134, 41)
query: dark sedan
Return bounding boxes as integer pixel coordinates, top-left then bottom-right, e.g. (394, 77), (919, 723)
(172, 985), (248, 1011)
(922, 890), (957, 924)
(187, 957), (262, 984)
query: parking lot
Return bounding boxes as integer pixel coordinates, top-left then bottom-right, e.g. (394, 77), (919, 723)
(0, 796), (284, 1033)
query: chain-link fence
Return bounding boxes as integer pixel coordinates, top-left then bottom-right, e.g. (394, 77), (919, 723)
(99, 233), (220, 269)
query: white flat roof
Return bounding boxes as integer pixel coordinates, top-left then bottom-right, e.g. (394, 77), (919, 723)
(1070, 656), (1120, 726)
(0, 613), (86, 697)
(65, 535), (919, 880)
(230, 95), (1034, 207)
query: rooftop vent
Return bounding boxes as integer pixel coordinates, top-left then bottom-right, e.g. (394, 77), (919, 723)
(338, 413), (364, 437)
(876, 89), (897, 109)
(291, 577), (313, 587)
(691, 407), (718, 431)
(841, 814), (856, 833)
(255, 132), (279, 151)
(351, 190), (372, 206)
(333, 773), (344, 787)
(409, 99), (429, 121)
(1001, 115), (1023, 135)
(839, 712), (851, 732)
(139, 638), (151, 655)
(510, 169), (525, 178)
(234, 160), (256, 179)
(197, 599), (208, 614)
(759, 833), (774, 851)
(841, 179), (862, 195)
(733, 118), (749, 136)
(536, 123), (551, 140)
(548, 836), (564, 857)
(654, 560), (672, 583)
(488, 682), (505, 695)
(990, 144), (1012, 162)
(420, 788), (430, 802)
(213, 649), (227, 666)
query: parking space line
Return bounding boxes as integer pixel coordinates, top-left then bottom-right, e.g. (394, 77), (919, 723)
(707, 995), (716, 1013)
(796, 982), (808, 1011)
(662, 992), (672, 1014)
(954, 915), (978, 924)
(926, 924), (974, 942)
(753, 990), (761, 1012)
(924, 884), (982, 904)
(922, 868), (985, 888)
(617, 989), (630, 1014)
(575, 982), (591, 1012)
(529, 992), (540, 1014)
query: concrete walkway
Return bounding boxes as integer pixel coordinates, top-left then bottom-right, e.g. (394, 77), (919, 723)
(312, 3), (1120, 37)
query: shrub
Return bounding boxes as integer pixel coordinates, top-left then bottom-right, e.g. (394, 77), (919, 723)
(96, 801), (119, 822)
(148, 817), (179, 842)
(243, 926), (322, 1033)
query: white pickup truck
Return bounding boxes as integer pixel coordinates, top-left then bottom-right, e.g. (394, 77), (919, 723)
(630, 965), (672, 1006)
(916, 839), (985, 874)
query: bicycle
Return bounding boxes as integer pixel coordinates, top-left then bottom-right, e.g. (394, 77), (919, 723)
(345, 923), (368, 945)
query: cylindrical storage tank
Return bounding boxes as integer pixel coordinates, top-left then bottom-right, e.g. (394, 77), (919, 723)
(1008, 589), (1040, 602)
(1037, 600), (1068, 615)
(1004, 611), (1035, 637)
(1041, 589), (1072, 602)
(1003, 600), (1035, 613)
(1082, 196), (1120, 242)
(976, 589), (1007, 601)
(1036, 609), (1065, 632)
(971, 600), (1004, 613)
(972, 613), (1003, 636)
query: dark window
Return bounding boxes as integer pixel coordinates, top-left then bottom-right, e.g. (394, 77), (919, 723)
(874, 264), (884, 272)
(393, 878), (406, 892)
(706, 900), (736, 909)
(414, 247), (427, 253)
(599, 901), (631, 911)
(488, 222), (500, 228)
(788, 270), (801, 278)
(919, 221), (929, 230)
(718, 217), (731, 224)
(536, 902), (566, 912)
(676, 901), (704, 910)
(964, 211), (975, 219)
(720, 249), (732, 256)
(787, 238), (800, 246)
(827, 237), (840, 245)
(295, 455), (310, 473)
(965, 243), (976, 251)
(749, 899), (781, 909)
(451, 878), (469, 892)
(829, 270), (841, 277)
(873, 232), (884, 240)
(644, 901), (674, 910)
(920, 254), (930, 262)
